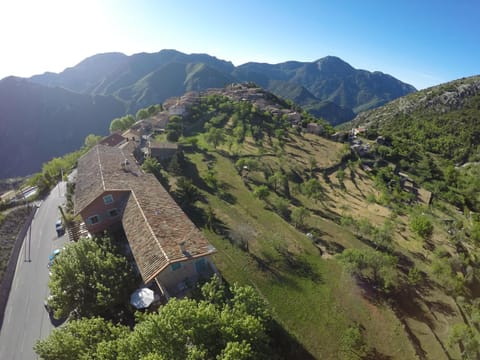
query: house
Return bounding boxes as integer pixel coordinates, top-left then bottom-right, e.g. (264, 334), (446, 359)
(99, 133), (126, 147)
(147, 141), (179, 162)
(352, 127), (367, 137)
(74, 144), (217, 298)
(122, 128), (143, 144)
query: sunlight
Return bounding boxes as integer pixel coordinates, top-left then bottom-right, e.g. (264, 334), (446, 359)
(0, 0), (113, 76)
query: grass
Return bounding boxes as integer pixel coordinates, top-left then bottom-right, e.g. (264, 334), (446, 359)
(186, 146), (417, 359)
(174, 126), (474, 359)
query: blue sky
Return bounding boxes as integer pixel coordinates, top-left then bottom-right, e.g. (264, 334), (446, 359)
(0, 0), (478, 89)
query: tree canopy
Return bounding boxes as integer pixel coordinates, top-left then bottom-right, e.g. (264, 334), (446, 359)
(109, 115), (135, 133)
(48, 236), (137, 319)
(337, 248), (399, 292)
(35, 277), (272, 360)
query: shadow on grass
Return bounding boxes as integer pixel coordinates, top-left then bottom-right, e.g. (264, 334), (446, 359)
(274, 246), (323, 284)
(269, 319), (317, 360)
(312, 237), (345, 255)
(364, 348), (393, 360)
(185, 206), (230, 236)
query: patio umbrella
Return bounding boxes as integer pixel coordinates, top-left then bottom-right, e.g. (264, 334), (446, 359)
(130, 287), (155, 309)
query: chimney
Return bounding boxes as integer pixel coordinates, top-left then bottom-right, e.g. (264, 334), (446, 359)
(179, 241), (190, 256)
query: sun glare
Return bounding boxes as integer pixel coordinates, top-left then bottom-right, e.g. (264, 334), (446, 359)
(0, 0), (114, 77)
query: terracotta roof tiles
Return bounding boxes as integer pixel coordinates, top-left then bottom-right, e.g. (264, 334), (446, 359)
(75, 144), (215, 283)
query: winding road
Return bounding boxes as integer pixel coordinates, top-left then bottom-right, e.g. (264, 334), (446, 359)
(0, 181), (68, 359)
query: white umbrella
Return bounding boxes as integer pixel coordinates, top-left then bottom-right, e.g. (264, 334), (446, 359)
(130, 287), (155, 309)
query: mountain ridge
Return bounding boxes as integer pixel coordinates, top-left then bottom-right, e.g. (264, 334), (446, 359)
(29, 49), (415, 122)
(0, 50), (417, 179)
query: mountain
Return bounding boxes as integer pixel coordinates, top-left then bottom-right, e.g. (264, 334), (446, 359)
(0, 50), (416, 179)
(0, 77), (125, 178)
(30, 50), (415, 122)
(349, 75), (480, 164)
(233, 56), (416, 114)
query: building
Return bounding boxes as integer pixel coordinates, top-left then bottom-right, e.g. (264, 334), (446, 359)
(98, 133), (126, 147)
(74, 144), (217, 298)
(147, 141), (179, 162)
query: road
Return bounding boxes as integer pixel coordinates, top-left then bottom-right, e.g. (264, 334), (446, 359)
(0, 181), (68, 359)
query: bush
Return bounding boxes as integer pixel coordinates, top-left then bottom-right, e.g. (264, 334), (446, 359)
(410, 215), (433, 239)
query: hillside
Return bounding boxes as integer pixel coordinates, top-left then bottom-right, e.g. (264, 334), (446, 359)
(135, 84), (477, 359)
(30, 50), (415, 122)
(0, 77), (125, 178)
(0, 50), (416, 179)
(347, 75), (480, 211)
(234, 56), (416, 114)
(22, 83), (480, 359)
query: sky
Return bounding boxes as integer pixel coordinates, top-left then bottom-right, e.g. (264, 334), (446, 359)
(0, 0), (478, 89)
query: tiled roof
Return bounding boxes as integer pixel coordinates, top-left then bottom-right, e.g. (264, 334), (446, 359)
(75, 144), (215, 283)
(149, 141), (178, 150)
(74, 145), (134, 214)
(99, 133), (126, 147)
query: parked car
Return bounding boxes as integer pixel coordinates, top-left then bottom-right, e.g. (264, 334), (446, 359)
(47, 248), (62, 269)
(55, 219), (64, 236)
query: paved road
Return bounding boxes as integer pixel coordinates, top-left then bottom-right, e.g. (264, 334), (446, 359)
(0, 181), (68, 359)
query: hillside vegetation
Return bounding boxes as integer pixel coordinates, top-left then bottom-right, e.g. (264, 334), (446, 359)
(21, 82), (480, 359)
(138, 86), (480, 359)
(349, 75), (480, 212)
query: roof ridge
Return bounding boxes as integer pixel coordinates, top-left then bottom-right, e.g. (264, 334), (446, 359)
(129, 190), (170, 263)
(96, 146), (106, 190)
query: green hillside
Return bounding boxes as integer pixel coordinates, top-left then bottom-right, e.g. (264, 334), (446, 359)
(23, 84), (480, 359)
(142, 88), (479, 359)
(349, 75), (480, 212)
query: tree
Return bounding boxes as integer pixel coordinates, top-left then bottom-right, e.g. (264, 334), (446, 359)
(448, 323), (479, 360)
(36, 279), (272, 360)
(372, 220), (394, 251)
(470, 221), (480, 243)
(253, 185), (270, 201)
(340, 325), (369, 359)
(302, 178), (323, 203)
(34, 317), (129, 360)
(291, 207), (310, 229)
(136, 108), (149, 120)
(336, 168), (345, 188)
(272, 197), (290, 220)
(268, 171), (286, 193)
(167, 151), (186, 176)
(410, 215), (433, 239)
(109, 115), (135, 133)
(175, 177), (201, 209)
(205, 127), (225, 149)
(142, 157), (169, 190)
(84, 134), (102, 149)
(337, 248), (399, 292)
(48, 236), (137, 319)
(148, 104), (162, 115)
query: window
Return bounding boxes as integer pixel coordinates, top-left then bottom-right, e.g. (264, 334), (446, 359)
(108, 209), (119, 217)
(87, 215), (100, 225)
(103, 194), (113, 205)
(171, 262), (182, 271)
